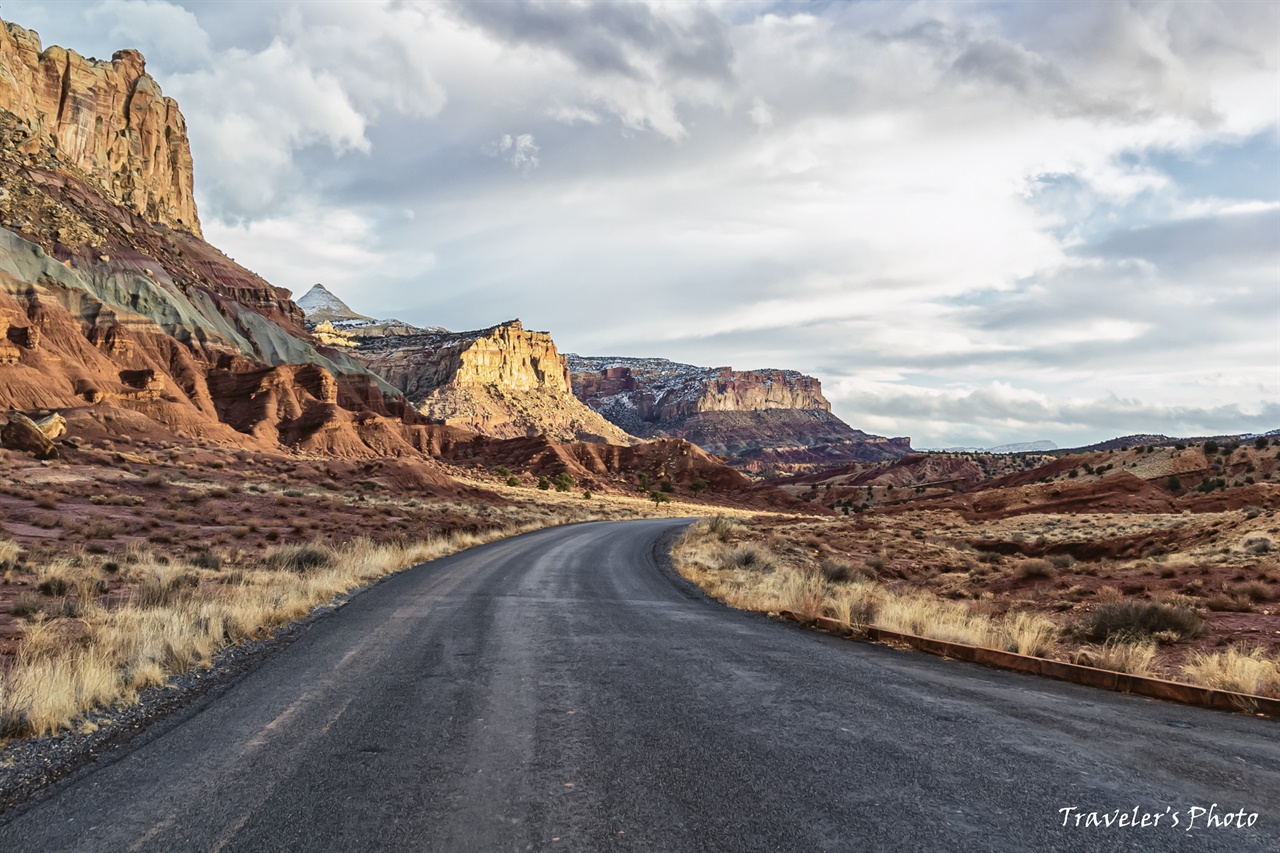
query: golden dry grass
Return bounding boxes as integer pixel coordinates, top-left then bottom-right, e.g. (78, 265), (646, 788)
(1181, 646), (1280, 698)
(1071, 641), (1158, 676)
(0, 516), (603, 739)
(671, 517), (1060, 655)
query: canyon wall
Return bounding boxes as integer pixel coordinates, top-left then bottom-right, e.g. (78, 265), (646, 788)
(569, 355), (911, 473)
(0, 22), (199, 236)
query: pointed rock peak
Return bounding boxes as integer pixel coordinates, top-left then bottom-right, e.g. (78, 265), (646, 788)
(297, 284), (372, 323)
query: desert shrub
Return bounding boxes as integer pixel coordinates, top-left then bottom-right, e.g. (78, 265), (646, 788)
(1048, 553), (1075, 571)
(727, 543), (775, 572)
(866, 555), (888, 572)
(552, 473), (575, 493)
(141, 472), (167, 488)
(537, 476), (550, 491)
(1072, 601), (1204, 644)
(690, 479), (707, 494)
(36, 575), (69, 597)
(263, 544), (335, 573)
(1230, 582), (1273, 603)
(34, 490), (58, 509)
(190, 550), (222, 571)
(1166, 476), (1181, 492)
(1256, 437), (1270, 450)
(659, 481), (674, 493)
(1244, 537), (1272, 555)
(819, 558), (855, 583)
(496, 467), (511, 477)
(582, 490), (592, 500)
(506, 476), (521, 487)
(1205, 593), (1254, 613)
(1203, 440), (1219, 454)
(1017, 558), (1054, 579)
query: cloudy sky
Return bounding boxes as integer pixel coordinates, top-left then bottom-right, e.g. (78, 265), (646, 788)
(9, 0), (1278, 448)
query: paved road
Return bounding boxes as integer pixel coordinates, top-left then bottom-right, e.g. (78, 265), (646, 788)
(1, 519), (1277, 852)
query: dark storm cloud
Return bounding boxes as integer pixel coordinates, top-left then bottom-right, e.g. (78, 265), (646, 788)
(450, 0), (734, 82)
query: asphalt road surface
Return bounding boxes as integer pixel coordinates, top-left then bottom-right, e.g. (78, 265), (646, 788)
(1, 519), (1278, 852)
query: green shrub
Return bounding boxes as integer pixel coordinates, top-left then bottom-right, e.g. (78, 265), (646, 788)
(264, 544), (335, 573)
(1072, 601), (1204, 644)
(537, 476), (550, 491)
(506, 476), (521, 487)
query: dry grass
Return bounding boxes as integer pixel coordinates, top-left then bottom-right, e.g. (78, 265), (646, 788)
(672, 519), (1059, 656)
(0, 539), (21, 565)
(1071, 641), (1158, 676)
(0, 520), (586, 738)
(1181, 646), (1280, 698)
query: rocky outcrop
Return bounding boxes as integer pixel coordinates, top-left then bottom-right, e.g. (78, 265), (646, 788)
(2, 410), (57, 458)
(0, 22), (199, 236)
(355, 321), (636, 445)
(568, 355), (911, 474)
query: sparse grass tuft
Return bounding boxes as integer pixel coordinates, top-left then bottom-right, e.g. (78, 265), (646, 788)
(1072, 640), (1158, 676)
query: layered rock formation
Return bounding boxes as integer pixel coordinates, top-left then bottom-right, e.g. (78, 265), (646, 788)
(0, 22), (199, 236)
(568, 355), (911, 473)
(355, 321), (637, 445)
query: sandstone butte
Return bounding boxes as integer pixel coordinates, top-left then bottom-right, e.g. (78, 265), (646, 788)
(0, 22), (199, 237)
(353, 321), (639, 446)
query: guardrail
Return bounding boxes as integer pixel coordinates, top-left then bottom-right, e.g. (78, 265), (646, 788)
(778, 612), (1280, 717)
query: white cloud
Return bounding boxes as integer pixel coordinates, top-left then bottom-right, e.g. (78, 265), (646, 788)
(484, 133), (541, 170)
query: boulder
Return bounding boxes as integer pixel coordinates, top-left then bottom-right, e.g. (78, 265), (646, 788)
(2, 411), (58, 459)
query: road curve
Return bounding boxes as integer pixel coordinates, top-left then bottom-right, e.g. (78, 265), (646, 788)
(1, 519), (1277, 852)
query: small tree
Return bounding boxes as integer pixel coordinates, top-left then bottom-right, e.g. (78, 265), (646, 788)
(537, 476), (550, 491)
(637, 472), (652, 492)
(1256, 436), (1269, 450)
(552, 472), (575, 492)
(1203, 440), (1218, 454)
(650, 490), (669, 507)
(689, 478), (707, 495)
(1166, 475), (1181, 493)
(659, 481), (674, 493)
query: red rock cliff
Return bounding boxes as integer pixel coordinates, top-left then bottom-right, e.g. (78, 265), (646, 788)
(0, 22), (200, 236)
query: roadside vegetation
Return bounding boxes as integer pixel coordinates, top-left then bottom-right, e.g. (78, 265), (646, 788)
(672, 517), (1280, 701)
